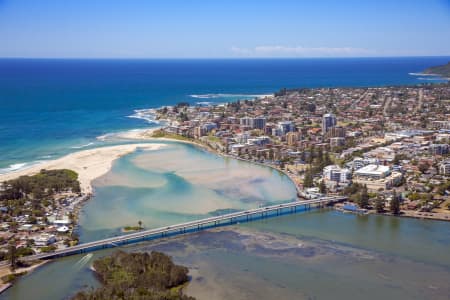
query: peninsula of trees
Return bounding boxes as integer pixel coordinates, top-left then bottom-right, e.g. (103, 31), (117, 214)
(0, 169), (81, 202)
(72, 251), (195, 300)
(0, 169), (84, 262)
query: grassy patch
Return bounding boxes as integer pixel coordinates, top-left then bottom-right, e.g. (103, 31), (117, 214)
(151, 130), (193, 142)
(123, 226), (141, 232)
(1, 271), (27, 284)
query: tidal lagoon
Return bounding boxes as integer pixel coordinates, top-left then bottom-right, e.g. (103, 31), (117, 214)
(78, 141), (296, 242)
(3, 213), (450, 300)
(2, 142), (449, 300)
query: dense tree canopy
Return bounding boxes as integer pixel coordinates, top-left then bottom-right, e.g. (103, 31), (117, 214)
(72, 251), (195, 300)
(390, 190), (401, 215)
(0, 169), (80, 201)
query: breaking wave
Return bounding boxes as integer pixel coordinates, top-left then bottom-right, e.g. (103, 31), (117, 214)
(195, 101), (213, 106)
(409, 72), (447, 81)
(417, 77), (445, 81)
(0, 161), (43, 175)
(71, 142), (95, 149)
(127, 108), (160, 124)
(408, 72), (436, 76)
(190, 93), (271, 99)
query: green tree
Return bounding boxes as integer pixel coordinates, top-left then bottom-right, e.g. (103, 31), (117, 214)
(32, 187), (44, 200)
(303, 169), (314, 188)
(138, 220), (142, 229)
(179, 112), (189, 122)
(393, 154), (407, 165)
(307, 146), (315, 164)
(72, 251), (194, 300)
(8, 241), (17, 270)
(319, 180), (327, 194)
(375, 196), (385, 213)
(390, 190), (401, 215)
(408, 192), (420, 201)
(418, 162), (430, 174)
(323, 152), (332, 167)
(359, 185), (369, 208)
(268, 149), (274, 161)
(437, 181), (450, 195)
(316, 147), (323, 165)
(68, 212), (75, 223)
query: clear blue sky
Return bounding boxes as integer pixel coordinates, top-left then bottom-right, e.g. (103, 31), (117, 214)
(1, 0), (449, 58)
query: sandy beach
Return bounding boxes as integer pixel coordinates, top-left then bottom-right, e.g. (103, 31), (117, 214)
(0, 260), (49, 294)
(96, 127), (161, 141)
(0, 143), (165, 193)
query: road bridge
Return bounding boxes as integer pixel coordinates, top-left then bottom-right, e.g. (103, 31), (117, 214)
(22, 196), (346, 261)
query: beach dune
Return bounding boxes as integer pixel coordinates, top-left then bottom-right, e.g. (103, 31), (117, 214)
(0, 143), (165, 193)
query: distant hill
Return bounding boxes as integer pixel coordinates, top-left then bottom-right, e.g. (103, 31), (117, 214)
(423, 62), (450, 77)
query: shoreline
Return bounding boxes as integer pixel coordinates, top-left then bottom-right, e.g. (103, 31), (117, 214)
(382, 210), (450, 222)
(0, 143), (166, 194)
(146, 133), (450, 223)
(335, 203), (450, 222)
(0, 125), (447, 293)
(0, 260), (49, 294)
(0, 129), (447, 294)
(120, 126), (304, 197)
(0, 142), (167, 292)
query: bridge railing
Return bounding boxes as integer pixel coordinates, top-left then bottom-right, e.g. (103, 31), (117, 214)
(23, 196), (346, 261)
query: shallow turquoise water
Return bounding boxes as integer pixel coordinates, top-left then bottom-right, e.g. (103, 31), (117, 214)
(77, 142), (296, 242)
(2, 143), (449, 300)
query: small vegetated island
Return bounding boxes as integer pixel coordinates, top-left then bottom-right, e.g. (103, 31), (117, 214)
(72, 251), (195, 300)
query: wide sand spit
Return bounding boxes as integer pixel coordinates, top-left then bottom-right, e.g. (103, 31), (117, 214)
(0, 143), (165, 194)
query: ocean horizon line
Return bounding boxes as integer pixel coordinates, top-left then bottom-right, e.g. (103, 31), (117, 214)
(1, 55), (450, 61)
(1, 56), (448, 173)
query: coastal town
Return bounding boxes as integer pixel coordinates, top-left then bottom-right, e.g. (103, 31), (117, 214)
(2, 0), (450, 298)
(0, 170), (87, 267)
(0, 83), (449, 271)
(151, 83), (450, 219)
(0, 82), (449, 291)
(0, 144), (164, 284)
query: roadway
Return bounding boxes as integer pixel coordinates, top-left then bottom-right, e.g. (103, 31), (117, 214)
(21, 196), (346, 261)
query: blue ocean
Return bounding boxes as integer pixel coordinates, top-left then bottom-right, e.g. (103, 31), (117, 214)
(0, 57), (449, 171)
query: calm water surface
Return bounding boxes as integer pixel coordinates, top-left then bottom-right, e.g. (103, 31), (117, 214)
(2, 143), (449, 300)
(78, 142), (296, 242)
(3, 211), (449, 300)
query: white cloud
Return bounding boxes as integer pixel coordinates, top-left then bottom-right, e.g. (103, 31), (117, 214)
(231, 45), (375, 57)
